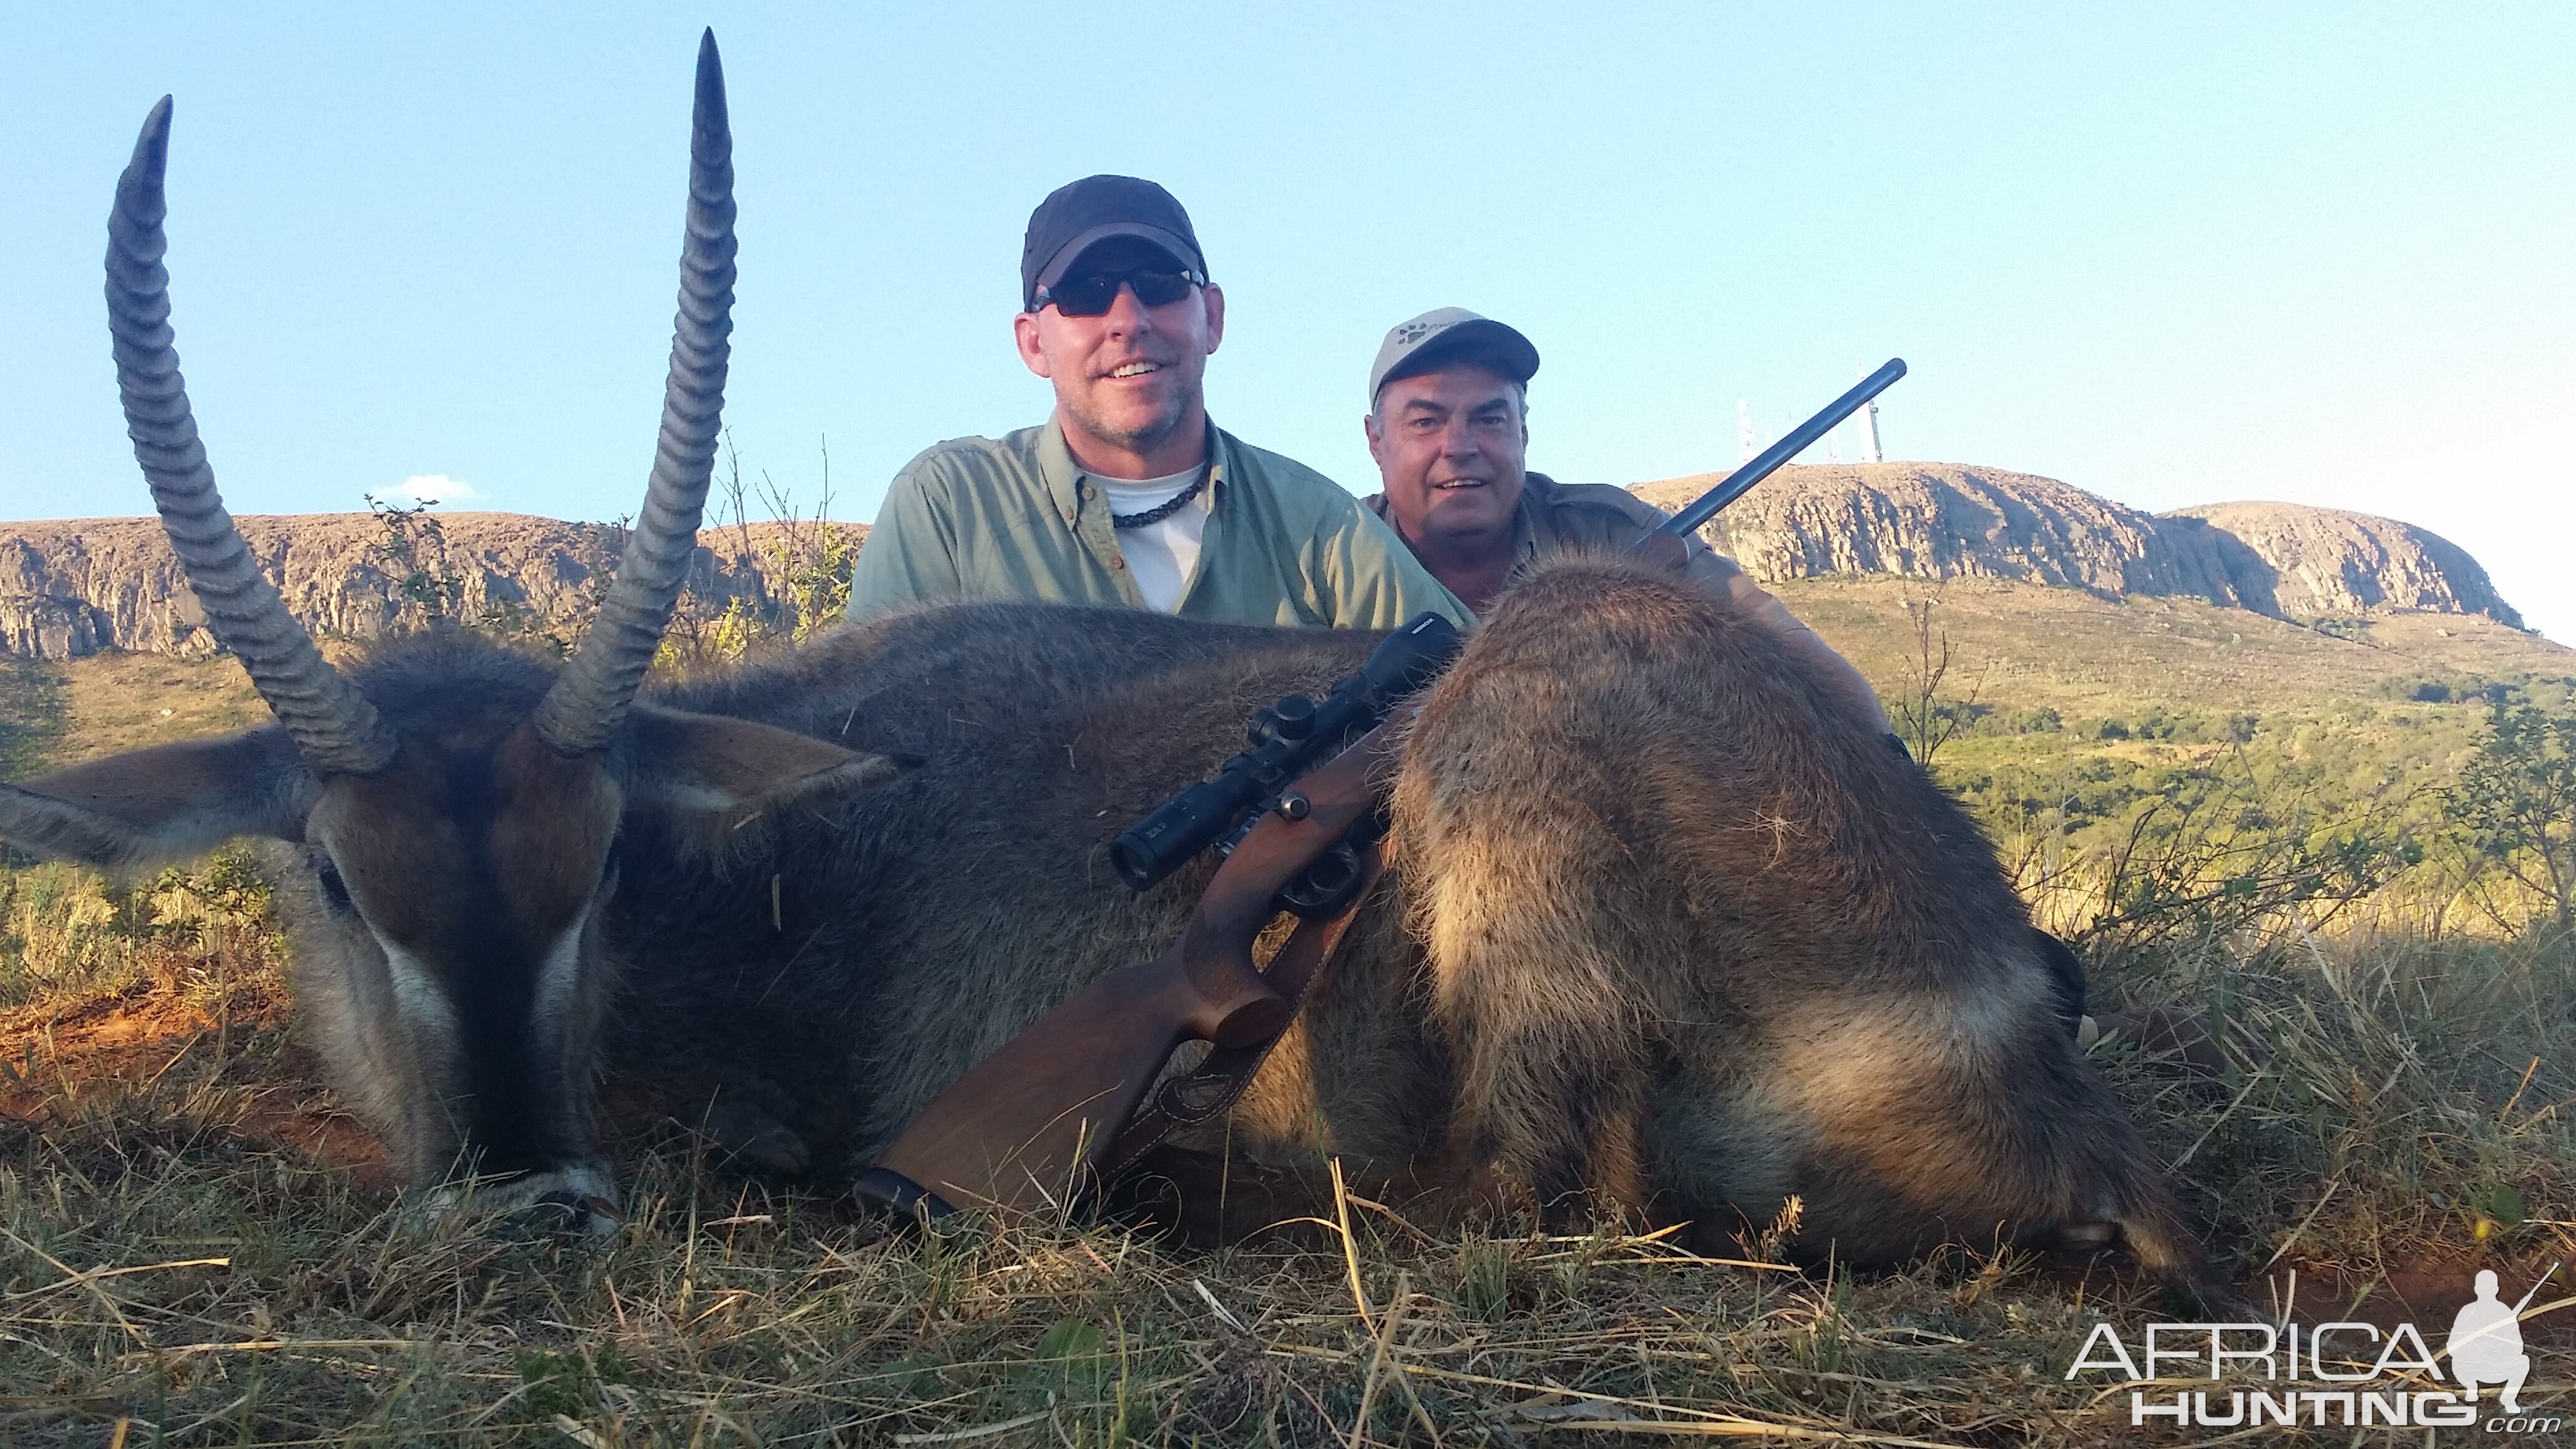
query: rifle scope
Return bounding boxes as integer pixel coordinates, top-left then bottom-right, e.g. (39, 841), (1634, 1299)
(1111, 611), (1460, 892)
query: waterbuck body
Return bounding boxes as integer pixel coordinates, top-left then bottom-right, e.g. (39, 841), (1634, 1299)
(580, 581), (2206, 1289)
(0, 38), (2211, 1288)
(1387, 554), (2203, 1279)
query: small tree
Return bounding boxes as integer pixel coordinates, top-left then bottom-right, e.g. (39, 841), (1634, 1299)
(364, 493), (616, 656)
(753, 436), (857, 645)
(2447, 702), (2576, 937)
(364, 493), (465, 627)
(663, 433), (858, 670)
(1888, 594), (1984, 771)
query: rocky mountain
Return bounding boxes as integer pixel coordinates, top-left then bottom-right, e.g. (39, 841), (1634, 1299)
(0, 512), (857, 660)
(2160, 501), (2519, 625)
(1631, 462), (2522, 629)
(0, 463), (2521, 659)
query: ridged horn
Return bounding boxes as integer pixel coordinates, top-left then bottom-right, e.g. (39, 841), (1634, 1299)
(532, 31), (736, 756)
(107, 97), (401, 778)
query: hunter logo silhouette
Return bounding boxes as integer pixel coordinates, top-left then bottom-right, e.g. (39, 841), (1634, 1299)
(2449, 1268), (2542, 1413)
(2064, 1261), (2564, 1431)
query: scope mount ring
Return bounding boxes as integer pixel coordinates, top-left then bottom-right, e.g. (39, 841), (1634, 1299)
(1276, 837), (1367, 920)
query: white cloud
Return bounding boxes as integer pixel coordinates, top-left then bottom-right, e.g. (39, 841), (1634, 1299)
(373, 474), (482, 509)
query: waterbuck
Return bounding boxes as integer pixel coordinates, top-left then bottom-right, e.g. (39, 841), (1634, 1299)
(0, 39), (2211, 1291)
(1, 36), (897, 1224)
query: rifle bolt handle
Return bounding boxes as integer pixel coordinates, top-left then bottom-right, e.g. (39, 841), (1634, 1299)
(1275, 792), (1312, 821)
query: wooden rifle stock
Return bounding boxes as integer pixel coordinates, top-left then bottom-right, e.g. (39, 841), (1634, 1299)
(859, 710), (1410, 1219)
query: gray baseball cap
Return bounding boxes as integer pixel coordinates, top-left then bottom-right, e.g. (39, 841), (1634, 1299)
(1368, 307), (1541, 403)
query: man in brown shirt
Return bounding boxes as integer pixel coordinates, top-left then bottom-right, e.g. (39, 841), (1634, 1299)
(1359, 308), (1888, 729)
(1357, 313), (2107, 1034)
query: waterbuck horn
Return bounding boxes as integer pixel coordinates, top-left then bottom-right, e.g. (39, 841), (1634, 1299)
(107, 97), (401, 778)
(532, 30), (737, 756)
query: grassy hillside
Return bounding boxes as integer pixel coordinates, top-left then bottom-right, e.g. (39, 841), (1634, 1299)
(1777, 575), (2571, 715)
(8, 576), (2570, 776)
(1, 650), (270, 773)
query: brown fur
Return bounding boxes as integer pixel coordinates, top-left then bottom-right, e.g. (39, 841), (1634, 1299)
(1384, 552), (2207, 1286)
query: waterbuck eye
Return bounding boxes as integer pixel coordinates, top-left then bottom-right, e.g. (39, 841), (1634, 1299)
(315, 859), (354, 913)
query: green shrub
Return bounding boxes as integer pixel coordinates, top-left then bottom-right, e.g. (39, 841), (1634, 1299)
(2446, 701), (2576, 936)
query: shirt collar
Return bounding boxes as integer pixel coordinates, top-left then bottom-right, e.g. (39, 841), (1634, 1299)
(1508, 470), (1560, 565)
(1041, 414), (1227, 528)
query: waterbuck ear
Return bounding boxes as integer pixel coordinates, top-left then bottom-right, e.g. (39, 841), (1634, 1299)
(1, 726), (316, 871)
(622, 705), (905, 822)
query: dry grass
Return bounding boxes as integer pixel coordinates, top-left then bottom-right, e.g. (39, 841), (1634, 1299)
(43, 652), (270, 766)
(1, 912), (2571, 1447)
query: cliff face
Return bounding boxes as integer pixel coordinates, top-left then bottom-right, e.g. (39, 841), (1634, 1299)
(0, 512), (859, 661)
(2160, 502), (2522, 627)
(1630, 464), (2255, 605)
(1629, 463), (2522, 628)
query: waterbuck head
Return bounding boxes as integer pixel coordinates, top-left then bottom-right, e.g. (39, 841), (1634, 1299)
(0, 34), (893, 1227)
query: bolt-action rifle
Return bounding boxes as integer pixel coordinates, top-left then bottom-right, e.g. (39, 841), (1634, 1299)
(857, 359), (1908, 1221)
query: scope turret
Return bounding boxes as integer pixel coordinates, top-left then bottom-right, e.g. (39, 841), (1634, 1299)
(1110, 612), (1459, 892)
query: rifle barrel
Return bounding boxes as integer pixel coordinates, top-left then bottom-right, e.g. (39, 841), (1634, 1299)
(1654, 358), (1908, 539)
(2508, 1261), (2560, 1317)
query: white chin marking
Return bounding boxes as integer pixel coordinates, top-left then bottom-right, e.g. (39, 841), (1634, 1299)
(373, 934), (461, 1068)
(531, 907), (592, 1055)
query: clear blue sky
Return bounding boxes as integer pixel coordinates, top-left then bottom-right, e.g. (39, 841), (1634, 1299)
(7, 5), (2570, 635)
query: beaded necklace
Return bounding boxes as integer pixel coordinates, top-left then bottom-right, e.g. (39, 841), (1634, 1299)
(1108, 464), (1210, 529)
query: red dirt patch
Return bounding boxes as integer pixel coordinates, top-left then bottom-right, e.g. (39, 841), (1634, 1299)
(0, 978), (394, 1188)
(2250, 1259), (2575, 1351)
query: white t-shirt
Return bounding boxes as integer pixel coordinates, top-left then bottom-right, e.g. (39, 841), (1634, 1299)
(1094, 467), (1210, 612)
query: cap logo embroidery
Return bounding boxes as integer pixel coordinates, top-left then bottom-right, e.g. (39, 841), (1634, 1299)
(1395, 321), (1437, 344)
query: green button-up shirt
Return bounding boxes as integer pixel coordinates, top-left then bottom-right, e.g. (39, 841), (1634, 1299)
(849, 417), (1469, 629)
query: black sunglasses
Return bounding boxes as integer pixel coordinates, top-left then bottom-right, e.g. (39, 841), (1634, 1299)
(1036, 267), (1201, 317)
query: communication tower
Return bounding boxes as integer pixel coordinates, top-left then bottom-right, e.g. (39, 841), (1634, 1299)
(1854, 362), (1884, 462)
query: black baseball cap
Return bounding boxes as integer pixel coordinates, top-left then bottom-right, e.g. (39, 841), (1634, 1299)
(1020, 175), (1207, 312)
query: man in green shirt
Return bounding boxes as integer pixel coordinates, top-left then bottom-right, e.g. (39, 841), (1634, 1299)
(848, 177), (1466, 630)
(1359, 307), (1888, 730)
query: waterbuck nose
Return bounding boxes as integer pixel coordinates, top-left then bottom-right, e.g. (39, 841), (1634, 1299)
(509, 1191), (623, 1239)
